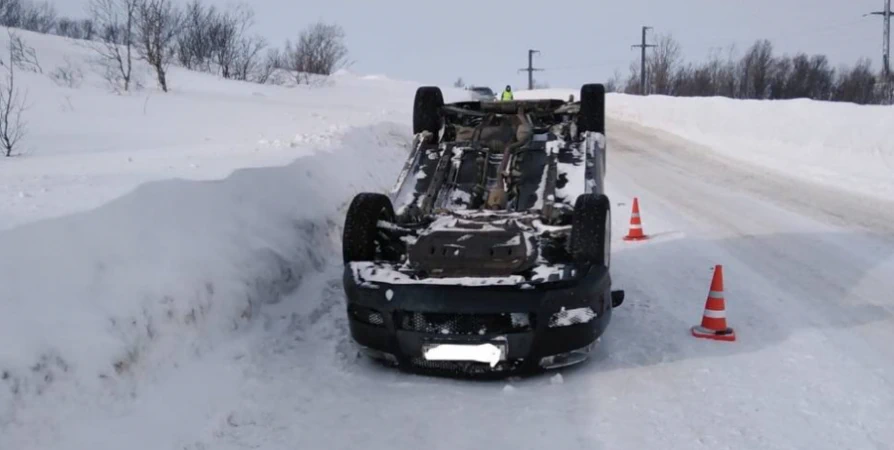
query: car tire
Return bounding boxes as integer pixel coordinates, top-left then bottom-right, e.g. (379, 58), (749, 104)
(413, 86), (444, 138)
(570, 193), (611, 268)
(343, 193), (397, 264)
(578, 83), (605, 134)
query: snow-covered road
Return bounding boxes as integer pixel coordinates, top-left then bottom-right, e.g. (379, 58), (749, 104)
(171, 118), (894, 450)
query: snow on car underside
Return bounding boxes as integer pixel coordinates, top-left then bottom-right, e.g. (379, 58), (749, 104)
(359, 100), (608, 284)
(351, 209), (582, 287)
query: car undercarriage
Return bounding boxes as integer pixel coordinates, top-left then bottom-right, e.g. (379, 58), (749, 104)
(341, 84), (624, 376)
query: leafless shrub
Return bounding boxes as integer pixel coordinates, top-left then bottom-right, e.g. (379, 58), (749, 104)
(605, 69), (622, 93)
(8, 31), (41, 73)
(135, 0), (181, 92)
(55, 17), (78, 38)
(0, 0), (55, 33)
(176, 1), (268, 82)
(0, 31), (28, 157)
(176, 0), (216, 71)
(0, 0), (23, 27)
(50, 57), (84, 88)
(18, 0), (55, 33)
(254, 47), (282, 84)
(81, 18), (96, 40)
(284, 21), (348, 84)
(834, 58), (878, 105)
(85, 0), (138, 92)
(231, 33), (266, 82)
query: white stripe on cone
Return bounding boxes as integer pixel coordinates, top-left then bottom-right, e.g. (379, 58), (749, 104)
(703, 309), (726, 319)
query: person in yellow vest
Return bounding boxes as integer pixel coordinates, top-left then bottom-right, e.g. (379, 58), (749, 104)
(501, 85), (514, 100)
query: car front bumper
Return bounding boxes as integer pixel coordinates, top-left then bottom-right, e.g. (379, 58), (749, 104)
(343, 264), (615, 376)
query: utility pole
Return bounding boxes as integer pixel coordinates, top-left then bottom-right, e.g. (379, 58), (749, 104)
(631, 26), (656, 95)
(518, 49), (543, 90)
(868, 0), (892, 80)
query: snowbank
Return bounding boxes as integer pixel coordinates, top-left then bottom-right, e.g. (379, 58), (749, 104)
(0, 122), (410, 436)
(609, 94), (894, 201)
(516, 89), (894, 201)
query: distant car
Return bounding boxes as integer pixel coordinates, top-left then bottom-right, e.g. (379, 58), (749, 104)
(467, 86), (496, 100)
(341, 83), (624, 376)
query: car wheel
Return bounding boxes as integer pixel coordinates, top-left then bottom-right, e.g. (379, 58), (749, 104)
(570, 193), (611, 267)
(578, 83), (605, 134)
(343, 193), (397, 264)
(413, 86), (444, 138)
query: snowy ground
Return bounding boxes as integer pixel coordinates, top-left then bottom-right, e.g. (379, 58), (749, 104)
(3, 28), (894, 450)
(0, 28), (450, 231)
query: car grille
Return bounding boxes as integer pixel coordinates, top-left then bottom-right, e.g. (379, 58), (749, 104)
(396, 311), (533, 336)
(409, 358), (521, 375)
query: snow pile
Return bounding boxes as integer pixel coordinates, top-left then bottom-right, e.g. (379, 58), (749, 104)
(0, 123), (411, 436)
(516, 89), (894, 201)
(608, 94), (894, 200)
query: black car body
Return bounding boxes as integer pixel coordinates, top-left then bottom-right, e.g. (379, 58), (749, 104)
(341, 84), (624, 376)
(467, 86), (496, 101)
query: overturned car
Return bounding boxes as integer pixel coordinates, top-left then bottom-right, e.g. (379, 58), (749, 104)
(341, 83), (624, 375)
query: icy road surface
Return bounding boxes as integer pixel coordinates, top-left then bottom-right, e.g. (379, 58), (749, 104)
(169, 119), (894, 450)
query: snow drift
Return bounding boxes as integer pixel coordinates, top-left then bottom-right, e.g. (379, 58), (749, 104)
(0, 122), (411, 434)
(517, 89), (894, 201)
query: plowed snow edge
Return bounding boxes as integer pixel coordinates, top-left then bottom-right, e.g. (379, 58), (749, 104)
(0, 122), (412, 442)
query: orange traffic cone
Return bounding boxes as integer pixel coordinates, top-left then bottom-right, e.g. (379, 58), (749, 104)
(691, 265), (736, 341)
(623, 197), (648, 241)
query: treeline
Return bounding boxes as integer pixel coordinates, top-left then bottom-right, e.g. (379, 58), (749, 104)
(0, 0), (349, 90)
(613, 33), (888, 105)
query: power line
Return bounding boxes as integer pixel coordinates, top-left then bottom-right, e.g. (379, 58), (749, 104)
(517, 49), (543, 90)
(631, 26), (656, 95)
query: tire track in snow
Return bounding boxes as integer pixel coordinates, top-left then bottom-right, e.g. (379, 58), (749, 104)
(580, 118), (894, 448)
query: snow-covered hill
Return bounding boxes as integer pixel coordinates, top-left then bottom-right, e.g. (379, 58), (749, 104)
(3, 28), (894, 450)
(0, 28), (469, 231)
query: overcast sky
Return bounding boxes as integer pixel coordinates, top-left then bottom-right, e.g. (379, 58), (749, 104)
(58, 0), (888, 91)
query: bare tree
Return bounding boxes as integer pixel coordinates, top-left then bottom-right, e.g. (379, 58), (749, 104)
(176, 0), (214, 70)
(81, 18), (96, 40)
(56, 17), (79, 38)
(284, 21), (348, 83)
(737, 39), (774, 99)
(605, 69), (622, 93)
(19, 0), (55, 33)
(232, 34), (265, 81)
(833, 59), (877, 104)
(86, 0), (138, 92)
(255, 47), (285, 84)
(453, 77), (464, 88)
(0, 0), (23, 27)
(0, 30), (28, 157)
(623, 60), (642, 94)
(648, 33), (682, 95)
(135, 0), (181, 92)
